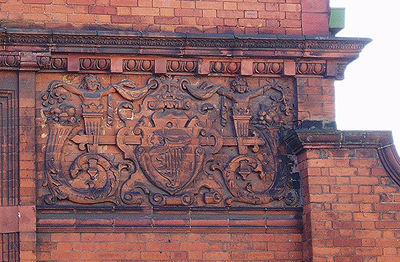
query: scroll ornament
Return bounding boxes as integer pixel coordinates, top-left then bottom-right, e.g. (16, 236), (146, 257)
(41, 74), (299, 207)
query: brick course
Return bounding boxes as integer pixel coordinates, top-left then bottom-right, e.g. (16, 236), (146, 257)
(297, 78), (336, 121)
(291, 132), (400, 262)
(1, 0), (399, 261)
(0, 0), (330, 35)
(33, 132), (400, 261)
(37, 232), (304, 261)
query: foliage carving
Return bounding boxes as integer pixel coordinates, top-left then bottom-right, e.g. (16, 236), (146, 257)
(41, 74), (299, 207)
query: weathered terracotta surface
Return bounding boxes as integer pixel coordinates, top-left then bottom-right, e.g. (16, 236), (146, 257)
(4, 27), (399, 262)
(40, 74), (299, 208)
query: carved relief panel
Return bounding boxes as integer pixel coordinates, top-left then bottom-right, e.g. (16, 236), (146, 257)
(40, 74), (299, 208)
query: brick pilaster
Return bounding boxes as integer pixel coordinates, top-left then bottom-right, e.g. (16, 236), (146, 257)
(286, 130), (400, 261)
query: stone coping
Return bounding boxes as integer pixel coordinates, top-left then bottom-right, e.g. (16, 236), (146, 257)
(284, 129), (400, 187)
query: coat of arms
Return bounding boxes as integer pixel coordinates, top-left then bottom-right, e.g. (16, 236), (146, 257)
(41, 74), (299, 207)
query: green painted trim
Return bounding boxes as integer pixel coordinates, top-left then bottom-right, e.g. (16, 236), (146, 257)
(330, 7), (345, 29)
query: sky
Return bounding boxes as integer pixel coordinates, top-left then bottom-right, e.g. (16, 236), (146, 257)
(330, 0), (400, 149)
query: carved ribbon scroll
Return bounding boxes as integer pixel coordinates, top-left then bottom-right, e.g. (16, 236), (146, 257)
(41, 74), (299, 207)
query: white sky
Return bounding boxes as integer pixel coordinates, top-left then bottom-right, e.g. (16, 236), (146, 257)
(330, 0), (400, 149)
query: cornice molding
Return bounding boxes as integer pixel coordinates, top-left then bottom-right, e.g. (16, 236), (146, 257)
(378, 145), (400, 187)
(0, 28), (371, 78)
(284, 130), (393, 153)
(0, 28), (371, 59)
(284, 130), (400, 187)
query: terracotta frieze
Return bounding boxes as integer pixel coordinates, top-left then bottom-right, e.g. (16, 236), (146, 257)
(0, 29), (371, 81)
(37, 56), (67, 71)
(209, 61), (241, 75)
(41, 74), (299, 208)
(167, 60), (198, 74)
(79, 58), (111, 72)
(123, 59), (155, 73)
(296, 62), (326, 76)
(253, 62), (284, 75)
(0, 54), (20, 68)
(27, 55), (335, 79)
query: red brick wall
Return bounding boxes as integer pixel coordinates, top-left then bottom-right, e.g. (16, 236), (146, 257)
(34, 133), (400, 262)
(0, 71), (37, 262)
(0, 0), (330, 35)
(37, 232), (303, 261)
(33, 70), (303, 261)
(297, 77), (335, 122)
(19, 71), (37, 262)
(294, 132), (400, 262)
(0, 2), (392, 260)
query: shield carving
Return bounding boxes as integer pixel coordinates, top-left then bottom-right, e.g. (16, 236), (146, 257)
(134, 113), (205, 195)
